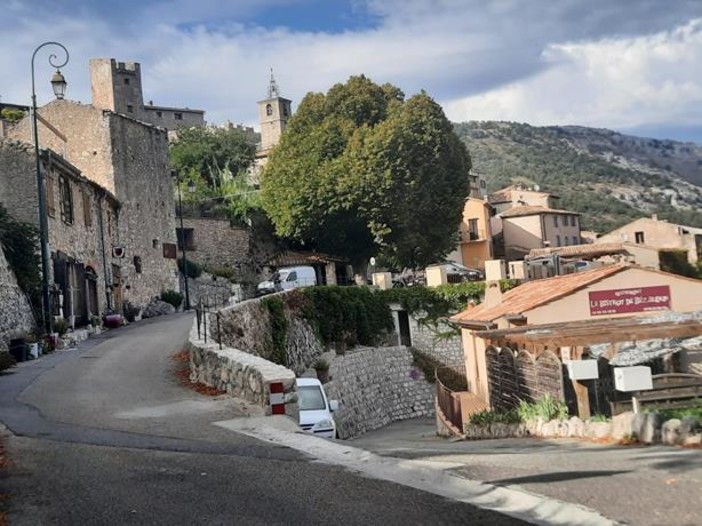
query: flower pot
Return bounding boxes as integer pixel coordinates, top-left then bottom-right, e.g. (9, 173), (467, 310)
(29, 343), (40, 359)
(316, 369), (330, 384)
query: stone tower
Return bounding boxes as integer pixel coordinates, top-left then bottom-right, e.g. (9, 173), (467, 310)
(257, 70), (292, 153)
(90, 58), (145, 118)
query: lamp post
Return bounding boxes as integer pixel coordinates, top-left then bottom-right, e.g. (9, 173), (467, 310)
(173, 170), (195, 310)
(31, 42), (69, 335)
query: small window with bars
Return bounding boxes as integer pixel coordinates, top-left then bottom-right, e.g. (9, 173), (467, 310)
(59, 176), (73, 224)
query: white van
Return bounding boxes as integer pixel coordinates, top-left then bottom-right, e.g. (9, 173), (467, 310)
(257, 265), (317, 295)
(296, 377), (339, 439)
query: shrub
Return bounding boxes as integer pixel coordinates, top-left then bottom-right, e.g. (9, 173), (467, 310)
(518, 394), (569, 422)
(313, 358), (329, 371)
(468, 408), (521, 426)
(261, 296), (287, 366)
(177, 258), (203, 279)
(204, 265), (236, 281)
(161, 290), (183, 310)
(53, 317), (69, 336)
(0, 351), (17, 372)
(301, 286), (393, 348)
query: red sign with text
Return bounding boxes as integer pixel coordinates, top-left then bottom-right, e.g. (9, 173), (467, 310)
(589, 285), (671, 316)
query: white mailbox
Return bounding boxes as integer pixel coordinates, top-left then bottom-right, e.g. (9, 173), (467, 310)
(614, 366), (653, 392)
(566, 359), (599, 380)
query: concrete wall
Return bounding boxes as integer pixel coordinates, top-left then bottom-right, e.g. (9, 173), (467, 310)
(502, 214), (543, 257)
(324, 347), (435, 439)
(0, 244), (36, 352)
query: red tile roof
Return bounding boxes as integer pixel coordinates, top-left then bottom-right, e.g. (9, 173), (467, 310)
(500, 205), (580, 218)
(451, 264), (628, 326)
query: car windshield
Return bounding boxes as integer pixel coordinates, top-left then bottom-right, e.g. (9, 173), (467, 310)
(278, 271), (290, 281)
(297, 385), (326, 411)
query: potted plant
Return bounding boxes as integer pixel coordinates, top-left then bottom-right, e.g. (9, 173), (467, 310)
(313, 358), (330, 384)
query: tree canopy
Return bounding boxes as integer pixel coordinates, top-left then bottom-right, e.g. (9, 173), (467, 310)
(169, 126), (261, 224)
(261, 75), (471, 270)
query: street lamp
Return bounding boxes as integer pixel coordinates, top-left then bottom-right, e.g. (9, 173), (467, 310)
(173, 170), (195, 310)
(31, 41), (69, 335)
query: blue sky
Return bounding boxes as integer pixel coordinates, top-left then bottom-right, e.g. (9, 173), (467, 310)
(2, 0), (702, 143)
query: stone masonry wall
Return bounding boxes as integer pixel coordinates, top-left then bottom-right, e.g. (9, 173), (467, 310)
(181, 217), (251, 278)
(188, 318), (297, 413)
(0, 244), (36, 352)
(324, 347), (435, 439)
(408, 315), (464, 367)
(10, 99), (179, 306)
(214, 292), (323, 375)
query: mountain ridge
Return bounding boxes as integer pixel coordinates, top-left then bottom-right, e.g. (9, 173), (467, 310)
(453, 121), (702, 233)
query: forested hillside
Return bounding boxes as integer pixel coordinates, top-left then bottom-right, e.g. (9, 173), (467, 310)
(454, 121), (702, 233)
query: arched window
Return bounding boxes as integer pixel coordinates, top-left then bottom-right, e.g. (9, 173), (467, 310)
(266, 103), (273, 116)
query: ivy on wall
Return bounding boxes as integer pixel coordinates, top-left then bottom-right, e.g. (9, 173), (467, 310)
(261, 295), (288, 366)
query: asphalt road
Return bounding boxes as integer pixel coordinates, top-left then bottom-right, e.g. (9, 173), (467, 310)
(351, 418), (702, 526)
(0, 313), (524, 525)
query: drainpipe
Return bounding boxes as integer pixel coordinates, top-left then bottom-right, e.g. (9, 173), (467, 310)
(97, 192), (112, 311)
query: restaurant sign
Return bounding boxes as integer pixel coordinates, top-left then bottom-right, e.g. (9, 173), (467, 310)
(589, 285), (671, 316)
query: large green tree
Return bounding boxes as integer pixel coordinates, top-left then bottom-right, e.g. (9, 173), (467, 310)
(261, 76), (471, 273)
(169, 126), (261, 224)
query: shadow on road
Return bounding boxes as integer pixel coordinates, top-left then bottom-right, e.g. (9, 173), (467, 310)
(490, 469), (631, 485)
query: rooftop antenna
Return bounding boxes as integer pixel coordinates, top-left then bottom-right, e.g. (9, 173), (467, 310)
(267, 68), (280, 99)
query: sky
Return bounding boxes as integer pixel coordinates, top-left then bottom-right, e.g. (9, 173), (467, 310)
(2, 0), (702, 142)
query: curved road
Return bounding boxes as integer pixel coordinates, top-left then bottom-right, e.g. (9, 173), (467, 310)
(0, 313), (523, 525)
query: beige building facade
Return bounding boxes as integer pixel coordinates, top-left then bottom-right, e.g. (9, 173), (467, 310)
(451, 265), (702, 405)
(597, 215), (702, 265)
(454, 197), (493, 269)
(499, 206), (581, 260)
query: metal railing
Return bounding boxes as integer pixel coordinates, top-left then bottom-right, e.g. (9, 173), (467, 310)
(194, 294), (230, 350)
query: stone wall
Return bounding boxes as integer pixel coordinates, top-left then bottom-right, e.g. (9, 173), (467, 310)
(214, 292), (324, 375)
(9, 99), (179, 307)
(187, 272), (237, 307)
(324, 347), (435, 439)
(188, 318), (297, 413)
(0, 245), (36, 352)
(407, 314), (463, 367)
(180, 217), (251, 277)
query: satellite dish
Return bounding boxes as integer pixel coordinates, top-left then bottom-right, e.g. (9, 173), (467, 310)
(370, 257), (377, 267)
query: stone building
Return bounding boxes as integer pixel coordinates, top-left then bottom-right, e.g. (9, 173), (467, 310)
(89, 58), (205, 131)
(8, 58), (179, 308)
(0, 242), (35, 352)
(0, 140), (121, 325)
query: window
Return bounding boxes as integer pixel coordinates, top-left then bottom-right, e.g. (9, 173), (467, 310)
(174, 112), (183, 120)
(564, 237), (569, 246)
(82, 190), (92, 227)
(58, 176), (73, 224)
(283, 104), (289, 117)
(127, 105), (134, 113)
(46, 175), (56, 218)
(480, 180), (487, 189)
(553, 216), (558, 227)
(175, 227), (195, 250)
(468, 218), (480, 240)
(556, 235), (561, 246)
(265, 103), (273, 116)
(156, 111), (162, 118)
(635, 231), (645, 244)
(286, 271), (297, 282)
(571, 215), (576, 227)
(297, 386), (326, 411)
(124, 78), (130, 85)
(573, 235), (579, 245)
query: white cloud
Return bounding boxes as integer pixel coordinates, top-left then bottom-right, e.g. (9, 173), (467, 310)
(1, 1), (701, 139)
(444, 19), (702, 129)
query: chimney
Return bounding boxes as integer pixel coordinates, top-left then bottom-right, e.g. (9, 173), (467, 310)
(652, 214), (658, 221)
(482, 260), (507, 308)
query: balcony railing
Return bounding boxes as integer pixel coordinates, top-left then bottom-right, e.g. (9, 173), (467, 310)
(460, 230), (486, 242)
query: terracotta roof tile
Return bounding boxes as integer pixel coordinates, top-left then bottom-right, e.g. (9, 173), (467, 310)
(528, 242), (626, 259)
(500, 205), (580, 218)
(451, 264), (627, 326)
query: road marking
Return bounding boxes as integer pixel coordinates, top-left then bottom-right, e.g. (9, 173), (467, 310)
(215, 417), (618, 526)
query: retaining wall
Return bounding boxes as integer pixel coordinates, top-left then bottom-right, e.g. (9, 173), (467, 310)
(324, 346), (435, 439)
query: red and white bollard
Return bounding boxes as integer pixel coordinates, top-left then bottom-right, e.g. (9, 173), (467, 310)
(269, 382), (286, 415)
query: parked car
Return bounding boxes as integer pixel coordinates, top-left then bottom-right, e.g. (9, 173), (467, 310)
(257, 265), (318, 296)
(431, 262), (484, 282)
(296, 377), (339, 439)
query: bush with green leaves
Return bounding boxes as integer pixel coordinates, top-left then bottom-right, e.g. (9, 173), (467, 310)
(300, 286), (393, 348)
(518, 394), (569, 422)
(177, 258), (203, 279)
(53, 317), (69, 336)
(468, 408), (521, 426)
(161, 290), (183, 310)
(261, 295), (288, 366)
(0, 351), (17, 371)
